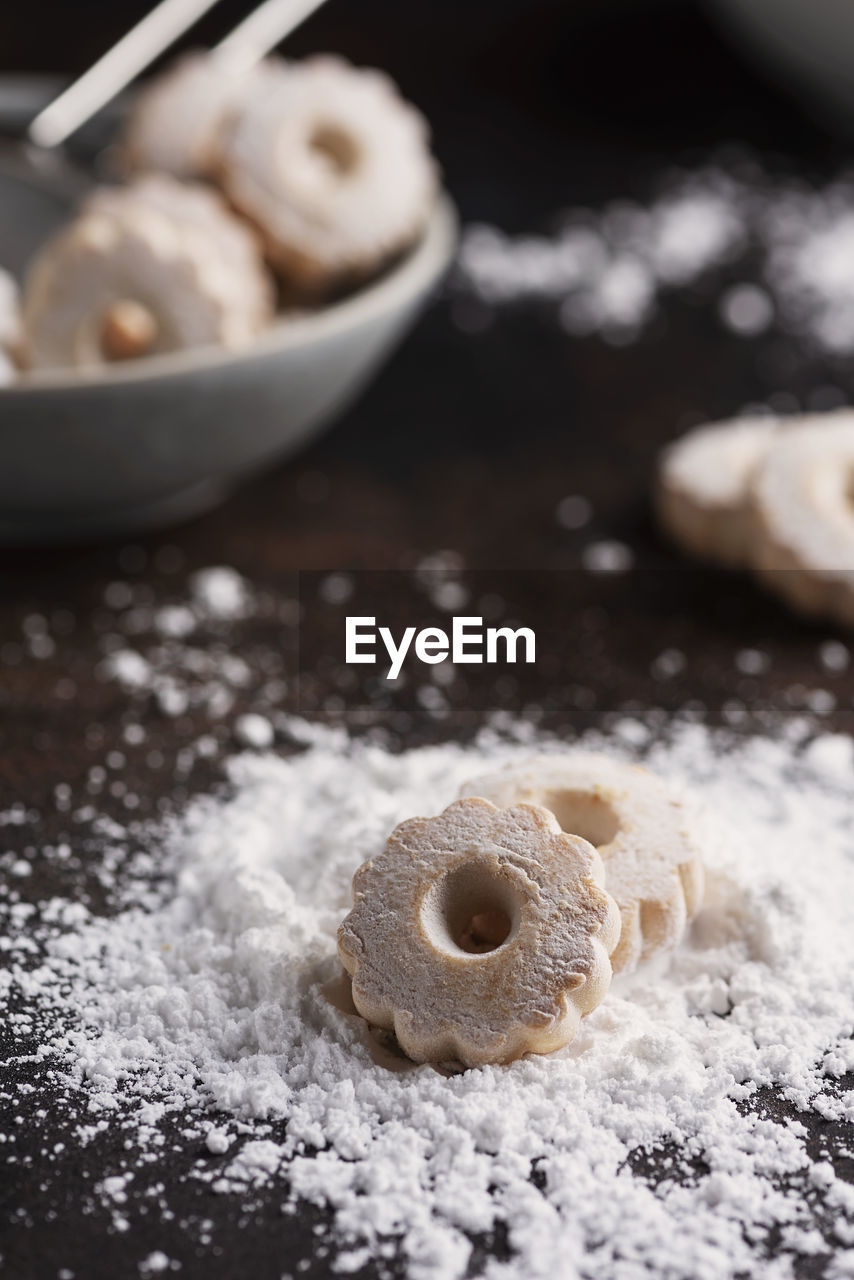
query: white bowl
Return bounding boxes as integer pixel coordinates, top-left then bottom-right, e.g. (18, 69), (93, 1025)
(0, 77), (457, 543)
(707, 0), (854, 125)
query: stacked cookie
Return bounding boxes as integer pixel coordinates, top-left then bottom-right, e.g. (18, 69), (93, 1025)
(338, 754), (705, 1068)
(657, 410), (854, 628)
(16, 53), (438, 373)
(22, 177), (273, 371)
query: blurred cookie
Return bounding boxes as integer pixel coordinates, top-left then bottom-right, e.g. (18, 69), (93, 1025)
(21, 176), (274, 371)
(218, 57), (438, 295)
(121, 51), (260, 179)
(656, 416), (779, 566)
(748, 410), (854, 626)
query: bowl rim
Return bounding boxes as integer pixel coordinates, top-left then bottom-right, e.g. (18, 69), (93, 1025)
(2, 195), (457, 396)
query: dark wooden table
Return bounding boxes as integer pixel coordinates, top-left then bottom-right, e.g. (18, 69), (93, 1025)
(3, 2), (854, 1276)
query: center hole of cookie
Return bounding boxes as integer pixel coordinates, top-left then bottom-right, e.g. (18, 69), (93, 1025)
(309, 123), (360, 175)
(542, 789), (620, 847)
(421, 862), (521, 957)
(459, 907), (512, 953)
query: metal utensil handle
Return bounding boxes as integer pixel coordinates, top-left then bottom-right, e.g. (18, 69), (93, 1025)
(28, 0), (224, 149)
(215, 0), (328, 74)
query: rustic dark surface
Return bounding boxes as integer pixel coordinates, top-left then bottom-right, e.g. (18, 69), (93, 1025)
(3, 1), (854, 1277)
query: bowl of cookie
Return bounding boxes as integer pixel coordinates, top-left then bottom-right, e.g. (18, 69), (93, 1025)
(0, 56), (457, 542)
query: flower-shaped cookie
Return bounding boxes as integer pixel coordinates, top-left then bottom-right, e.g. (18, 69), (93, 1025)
(461, 754), (705, 974)
(217, 56), (438, 295)
(749, 411), (854, 627)
(21, 176), (273, 371)
(338, 797), (620, 1068)
(657, 415), (779, 567)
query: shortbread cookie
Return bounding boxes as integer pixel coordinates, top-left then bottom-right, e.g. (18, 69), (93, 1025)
(748, 411), (854, 626)
(21, 176), (273, 370)
(656, 416), (779, 566)
(84, 174), (253, 237)
(0, 268), (20, 385)
(218, 56), (438, 294)
(338, 797), (620, 1068)
(122, 51), (259, 179)
(461, 754), (704, 973)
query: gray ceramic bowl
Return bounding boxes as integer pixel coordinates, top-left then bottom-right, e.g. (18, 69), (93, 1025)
(0, 77), (457, 542)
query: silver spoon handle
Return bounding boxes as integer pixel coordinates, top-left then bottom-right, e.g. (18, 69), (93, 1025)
(28, 0), (224, 149)
(215, 0), (327, 75)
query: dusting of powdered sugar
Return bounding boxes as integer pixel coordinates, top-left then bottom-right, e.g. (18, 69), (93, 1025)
(456, 171), (746, 342)
(4, 713), (854, 1277)
(455, 161), (854, 355)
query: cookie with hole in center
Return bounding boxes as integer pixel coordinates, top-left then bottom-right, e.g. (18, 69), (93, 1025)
(748, 411), (854, 627)
(217, 56), (438, 297)
(656, 415), (779, 566)
(21, 175), (273, 371)
(337, 797), (620, 1069)
(461, 754), (704, 974)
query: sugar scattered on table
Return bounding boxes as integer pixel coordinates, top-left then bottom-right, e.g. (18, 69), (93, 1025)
(7, 714), (854, 1276)
(318, 573), (354, 606)
(104, 581), (135, 611)
(651, 648), (686, 680)
(805, 688), (837, 717)
(735, 648), (770, 676)
(414, 552), (470, 611)
(153, 605), (196, 639)
(456, 161), (854, 355)
(555, 494), (592, 530)
(719, 283), (773, 336)
(234, 713), (275, 749)
(801, 731), (854, 779)
(189, 566), (250, 620)
(581, 539), (634, 572)
(139, 1252), (173, 1275)
(102, 649), (152, 689)
(819, 640), (850, 673)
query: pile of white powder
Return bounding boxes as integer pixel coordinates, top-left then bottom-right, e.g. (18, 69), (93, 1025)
(4, 712), (854, 1277)
(455, 162), (854, 355)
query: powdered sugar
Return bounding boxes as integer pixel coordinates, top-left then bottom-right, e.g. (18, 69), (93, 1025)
(189, 566), (251, 621)
(456, 171), (745, 342)
(762, 182), (854, 355)
(456, 161), (854, 355)
(94, 564), (289, 726)
(5, 714), (854, 1277)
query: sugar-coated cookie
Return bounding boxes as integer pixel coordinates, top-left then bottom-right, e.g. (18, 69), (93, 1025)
(656, 416), (779, 566)
(748, 410), (854, 626)
(218, 56), (438, 295)
(461, 754), (704, 974)
(21, 176), (273, 370)
(338, 797), (620, 1068)
(121, 51), (258, 179)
